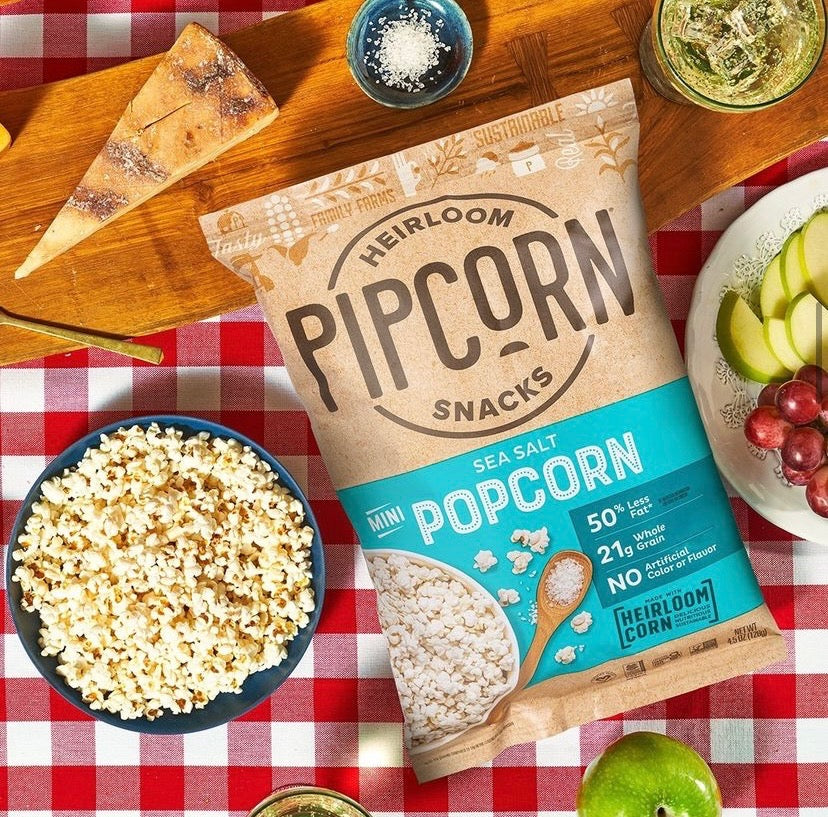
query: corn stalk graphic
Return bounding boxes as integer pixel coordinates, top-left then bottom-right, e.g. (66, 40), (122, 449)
(302, 162), (386, 208)
(427, 134), (467, 187)
(586, 116), (635, 180)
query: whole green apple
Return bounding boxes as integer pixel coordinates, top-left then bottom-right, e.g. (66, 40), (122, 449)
(576, 732), (722, 817)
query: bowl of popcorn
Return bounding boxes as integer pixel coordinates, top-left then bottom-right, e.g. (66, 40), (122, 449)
(363, 549), (519, 751)
(6, 416), (324, 733)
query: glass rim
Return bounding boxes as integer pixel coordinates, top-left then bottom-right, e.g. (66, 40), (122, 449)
(248, 786), (373, 817)
(653, 0), (827, 111)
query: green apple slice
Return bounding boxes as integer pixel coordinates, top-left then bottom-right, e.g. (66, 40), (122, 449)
(717, 290), (789, 382)
(781, 231), (808, 300)
(800, 211), (828, 305)
(759, 253), (786, 319)
(764, 317), (805, 371)
(786, 291), (828, 367)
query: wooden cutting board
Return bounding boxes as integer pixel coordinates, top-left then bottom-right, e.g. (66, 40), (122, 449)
(1, 0), (826, 365)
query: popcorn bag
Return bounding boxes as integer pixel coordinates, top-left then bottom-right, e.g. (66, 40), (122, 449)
(201, 79), (786, 781)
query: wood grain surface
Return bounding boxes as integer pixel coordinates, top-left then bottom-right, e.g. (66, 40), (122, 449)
(1, 0), (826, 365)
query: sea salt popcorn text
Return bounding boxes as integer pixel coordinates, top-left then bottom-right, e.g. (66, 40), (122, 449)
(506, 550), (533, 574)
(473, 549), (498, 573)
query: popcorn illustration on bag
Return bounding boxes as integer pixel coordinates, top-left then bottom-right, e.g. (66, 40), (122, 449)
(571, 611), (594, 634)
(507, 550), (533, 574)
(473, 549), (498, 572)
(497, 588), (521, 607)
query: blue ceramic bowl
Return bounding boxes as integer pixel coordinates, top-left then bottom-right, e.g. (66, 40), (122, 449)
(346, 0), (473, 109)
(6, 415), (325, 734)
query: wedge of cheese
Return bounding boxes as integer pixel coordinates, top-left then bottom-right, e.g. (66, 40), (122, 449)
(15, 23), (277, 279)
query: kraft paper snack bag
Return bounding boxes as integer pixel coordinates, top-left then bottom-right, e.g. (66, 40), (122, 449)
(201, 79), (786, 781)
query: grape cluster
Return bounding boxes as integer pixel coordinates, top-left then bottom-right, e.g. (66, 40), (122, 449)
(744, 365), (828, 518)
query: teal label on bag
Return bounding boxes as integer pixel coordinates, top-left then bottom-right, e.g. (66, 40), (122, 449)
(339, 377), (764, 682)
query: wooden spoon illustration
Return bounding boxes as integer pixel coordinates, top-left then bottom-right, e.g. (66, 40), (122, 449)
(488, 549), (593, 724)
(0, 307), (163, 364)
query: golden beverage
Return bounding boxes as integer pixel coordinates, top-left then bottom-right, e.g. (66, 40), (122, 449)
(640, 0), (826, 110)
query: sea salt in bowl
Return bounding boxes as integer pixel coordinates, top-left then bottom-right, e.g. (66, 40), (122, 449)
(346, 0), (473, 109)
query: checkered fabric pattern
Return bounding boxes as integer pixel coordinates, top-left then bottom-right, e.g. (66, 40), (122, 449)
(1, 5), (828, 815)
(0, 0), (309, 89)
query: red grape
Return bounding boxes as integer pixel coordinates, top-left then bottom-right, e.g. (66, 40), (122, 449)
(751, 375), (828, 519)
(781, 426), (826, 472)
(806, 466), (828, 517)
(782, 463), (821, 486)
(776, 379), (821, 424)
(820, 396), (828, 426)
(744, 406), (793, 449)
(795, 365), (828, 398)
(757, 383), (781, 407)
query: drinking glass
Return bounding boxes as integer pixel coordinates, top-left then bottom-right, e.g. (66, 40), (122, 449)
(247, 787), (372, 817)
(639, 0), (826, 111)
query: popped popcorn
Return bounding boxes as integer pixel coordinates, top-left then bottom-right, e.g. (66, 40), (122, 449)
(473, 549), (498, 573)
(12, 423), (316, 721)
(497, 588), (520, 607)
(511, 527), (550, 554)
(554, 646), (577, 665)
(366, 551), (516, 747)
(571, 611), (593, 634)
(506, 550), (532, 574)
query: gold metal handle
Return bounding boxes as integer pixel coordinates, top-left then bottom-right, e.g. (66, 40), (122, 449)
(1, 313), (163, 364)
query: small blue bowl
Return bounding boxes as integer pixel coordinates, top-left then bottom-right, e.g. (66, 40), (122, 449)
(6, 415), (325, 734)
(346, 0), (473, 109)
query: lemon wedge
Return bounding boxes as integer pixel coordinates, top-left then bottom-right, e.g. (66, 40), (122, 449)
(0, 123), (11, 156)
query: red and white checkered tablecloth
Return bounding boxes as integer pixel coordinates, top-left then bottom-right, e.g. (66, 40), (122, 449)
(1, 4), (828, 815)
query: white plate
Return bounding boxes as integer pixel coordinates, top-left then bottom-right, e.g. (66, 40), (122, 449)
(686, 167), (828, 544)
